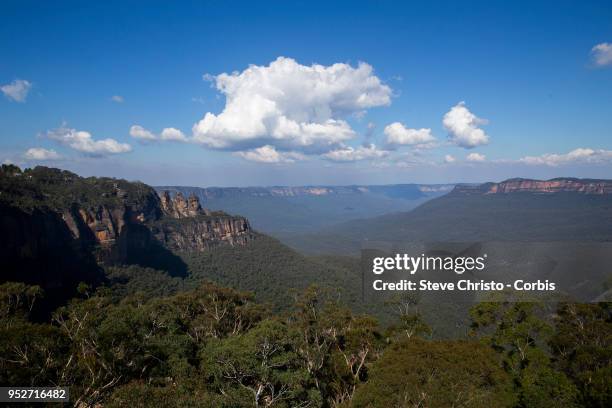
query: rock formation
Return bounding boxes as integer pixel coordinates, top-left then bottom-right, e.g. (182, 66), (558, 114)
(453, 178), (612, 195)
(1, 166), (254, 270)
(160, 191), (212, 218)
(154, 190), (251, 251)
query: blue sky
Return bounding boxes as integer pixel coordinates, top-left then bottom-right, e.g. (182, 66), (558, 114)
(1, 0), (611, 186)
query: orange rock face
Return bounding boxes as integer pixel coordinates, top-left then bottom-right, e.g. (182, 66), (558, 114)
(487, 179), (612, 194)
(454, 178), (612, 195)
(160, 191), (206, 218)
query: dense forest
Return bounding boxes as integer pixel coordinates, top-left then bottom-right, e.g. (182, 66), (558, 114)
(1, 278), (610, 407)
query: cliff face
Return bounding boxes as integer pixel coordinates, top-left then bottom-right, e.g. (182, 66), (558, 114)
(154, 184), (455, 201)
(453, 178), (612, 195)
(155, 191), (252, 251)
(0, 166), (254, 274)
(152, 214), (252, 252)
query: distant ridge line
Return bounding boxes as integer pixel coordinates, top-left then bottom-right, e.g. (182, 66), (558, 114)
(453, 177), (612, 195)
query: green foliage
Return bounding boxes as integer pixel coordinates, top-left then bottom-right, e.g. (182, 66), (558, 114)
(0, 319), (68, 386)
(0, 282), (69, 387)
(352, 338), (515, 408)
(106, 382), (223, 408)
(384, 292), (431, 340)
(0, 165), (156, 212)
(182, 235), (362, 312)
(0, 280), (609, 407)
(0, 281), (43, 324)
(105, 264), (189, 300)
(203, 319), (315, 407)
(470, 300), (580, 407)
(549, 303), (612, 407)
(288, 285), (385, 406)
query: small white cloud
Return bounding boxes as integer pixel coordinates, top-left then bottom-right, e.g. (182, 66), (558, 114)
(384, 122), (435, 147)
(24, 148), (61, 161)
(47, 126), (131, 155)
(111, 95), (124, 103)
(444, 154), (456, 163)
(129, 125), (157, 141)
(235, 145), (304, 163)
(129, 125), (189, 143)
(1, 79), (32, 102)
(443, 102), (489, 148)
(591, 43), (612, 67)
(520, 148), (612, 166)
(322, 144), (389, 162)
(466, 152), (486, 162)
(160, 127), (188, 142)
(192, 57), (392, 152)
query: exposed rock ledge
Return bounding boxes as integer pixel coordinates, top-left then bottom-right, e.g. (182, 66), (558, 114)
(453, 178), (612, 195)
(154, 191), (252, 252)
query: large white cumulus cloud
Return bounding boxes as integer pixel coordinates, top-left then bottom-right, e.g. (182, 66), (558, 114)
(192, 57), (392, 152)
(443, 102), (489, 148)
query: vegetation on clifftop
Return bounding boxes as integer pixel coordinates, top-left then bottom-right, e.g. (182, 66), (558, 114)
(0, 164), (156, 212)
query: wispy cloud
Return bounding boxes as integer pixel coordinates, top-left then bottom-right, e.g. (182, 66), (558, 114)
(235, 145), (305, 163)
(591, 42), (612, 67)
(444, 154), (456, 163)
(129, 125), (189, 143)
(520, 148), (612, 166)
(322, 144), (389, 162)
(466, 152), (486, 162)
(1, 79), (32, 102)
(24, 147), (61, 160)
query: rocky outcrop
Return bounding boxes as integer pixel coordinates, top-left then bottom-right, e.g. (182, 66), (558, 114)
(453, 178), (612, 195)
(160, 191), (211, 218)
(61, 190), (253, 258)
(1, 166), (254, 267)
(155, 191), (252, 251)
(152, 215), (252, 252)
(0, 165), (256, 308)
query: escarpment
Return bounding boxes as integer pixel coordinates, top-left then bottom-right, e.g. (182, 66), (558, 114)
(154, 191), (252, 251)
(453, 178), (612, 195)
(0, 165), (254, 299)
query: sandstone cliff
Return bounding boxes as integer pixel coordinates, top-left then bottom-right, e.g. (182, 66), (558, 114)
(154, 191), (252, 251)
(453, 178), (612, 195)
(0, 165), (254, 272)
